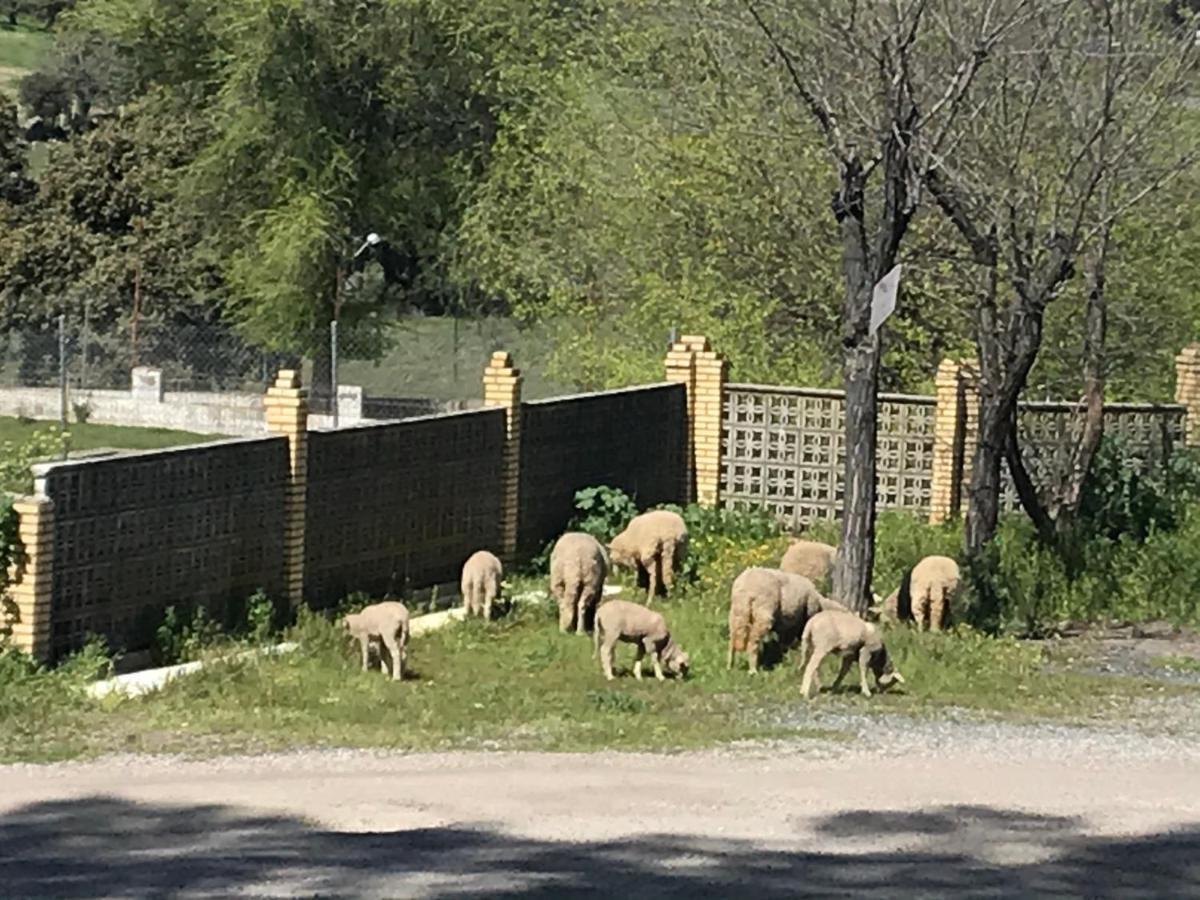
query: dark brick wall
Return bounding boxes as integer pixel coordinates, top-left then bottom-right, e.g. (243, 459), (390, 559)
(43, 437), (288, 660)
(516, 384), (687, 559)
(304, 408), (505, 607)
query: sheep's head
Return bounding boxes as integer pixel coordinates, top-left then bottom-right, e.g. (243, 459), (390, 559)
(338, 613), (360, 635)
(662, 642), (690, 678)
(869, 645), (904, 691)
(607, 533), (637, 568)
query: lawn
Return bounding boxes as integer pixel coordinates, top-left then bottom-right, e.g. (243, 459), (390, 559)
(0, 20), (50, 96)
(0, 417), (222, 452)
(1, 543), (1188, 763)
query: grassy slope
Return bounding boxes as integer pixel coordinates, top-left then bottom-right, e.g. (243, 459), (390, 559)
(3, 545), (1186, 763)
(0, 417), (222, 451)
(0, 21), (50, 96)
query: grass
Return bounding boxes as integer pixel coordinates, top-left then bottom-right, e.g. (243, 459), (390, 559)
(0, 19), (50, 96)
(0, 417), (222, 452)
(1, 539), (1191, 763)
(1150, 655), (1200, 674)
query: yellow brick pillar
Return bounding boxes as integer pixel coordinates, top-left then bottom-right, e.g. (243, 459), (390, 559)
(1175, 344), (1200, 447)
(929, 359), (968, 524)
(664, 339), (698, 501)
(484, 352), (523, 565)
(6, 496), (54, 662)
(689, 337), (727, 508)
(264, 369), (308, 609)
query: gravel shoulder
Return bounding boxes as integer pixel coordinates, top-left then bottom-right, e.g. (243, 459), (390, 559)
(3, 714), (1199, 898)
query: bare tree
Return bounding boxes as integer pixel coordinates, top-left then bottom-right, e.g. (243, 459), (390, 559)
(922, 0), (1200, 556)
(719, 0), (1031, 610)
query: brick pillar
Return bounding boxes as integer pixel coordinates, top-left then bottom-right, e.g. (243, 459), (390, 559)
(680, 336), (727, 508)
(6, 496), (54, 662)
(1175, 344), (1200, 447)
(264, 369), (308, 609)
(484, 351), (523, 565)
(929, 359), (967, 524)
(665, 339), (698, 502)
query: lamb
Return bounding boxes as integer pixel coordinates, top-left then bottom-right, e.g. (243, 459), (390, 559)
(726, 567), (831, 673)
(880, 555), (961, 631)
(798, 609), (904, 700)
(340, 601), (411, 681)
(461, 550), (503, 620)
(549, 531), (609, 634)
(608, 509), (689, 602)
(593, 599), (690, 681)
(779, 540), (837, 589)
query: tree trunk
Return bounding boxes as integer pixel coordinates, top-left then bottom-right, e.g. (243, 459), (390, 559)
(965, 389), (1007, 556)
(834, 332), (881, 613)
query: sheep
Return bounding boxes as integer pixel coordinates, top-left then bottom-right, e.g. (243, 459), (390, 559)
(880, 555), (961, 632)
(608, 509), (689, 603)
(779, 540), (837, 589)
(726, 567), (832, 673)
(461, 550), (503, 620)
(798, 609), (905, 700)
(593, 599), (690, 681)
(340, 601), (411, 681)
(549, 532), (609, 635)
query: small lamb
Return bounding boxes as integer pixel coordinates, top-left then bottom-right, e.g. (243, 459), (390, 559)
(340, 601), (411, 682)
(608, 509), (689, 602)
(798, 609), (904, 700)
(881, 555), (961, 632)
(779, 540), (837, 588)
(727, 567), (829, 673)
(593, 599), (690, 681)
(549, 532), (609, 634)
(461, 550), (503, 620)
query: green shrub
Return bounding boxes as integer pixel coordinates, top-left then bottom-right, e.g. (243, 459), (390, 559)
(0, 427), (69, 494)
(572, 485), (638, 542)
(154, 605), (223, 665)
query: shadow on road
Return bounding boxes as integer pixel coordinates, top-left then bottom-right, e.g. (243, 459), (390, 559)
(0, 796), (1197, 897)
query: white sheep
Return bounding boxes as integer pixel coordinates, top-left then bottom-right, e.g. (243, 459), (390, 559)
(798, 609), (904, 700)
(608, 509), (689, 603)
(549, 532), (609, 634)
(779, 539), (837, 589)
(593, 599), (690, 681)
(461, 550), (503, 620)
(726, 567), (832, 673)
(340, 601), (411, 681)
(880, 555), (961, 631)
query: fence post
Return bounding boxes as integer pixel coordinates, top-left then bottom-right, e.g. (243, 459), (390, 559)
(664, 339), (697, 502)
(929, 359), (967, 524)
(6, 496), (55, 662)
(692, 339), (727, 508)
(484, 351), (523, 566)
(1175, 344), (1200, 447)
(264, 369), (308, 610)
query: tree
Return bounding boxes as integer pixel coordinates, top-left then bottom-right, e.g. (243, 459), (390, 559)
(0, 94), (35, 205)
(922, 0), (1200, 556)
(706, 0), (1029, 611)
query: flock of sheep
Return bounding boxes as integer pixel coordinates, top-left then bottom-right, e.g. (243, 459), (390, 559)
(340, 508), (962, 701)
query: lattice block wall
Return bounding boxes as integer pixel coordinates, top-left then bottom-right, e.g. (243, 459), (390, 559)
(720, 385), (936, 526)
(999, 403), (1186, 512)
(304, 409), (506, 607)
(43, 437), (288, 661)
(517, 384), (687, 558)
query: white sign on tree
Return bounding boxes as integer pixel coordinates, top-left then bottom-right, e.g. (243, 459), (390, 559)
(869, 264), (902, 337)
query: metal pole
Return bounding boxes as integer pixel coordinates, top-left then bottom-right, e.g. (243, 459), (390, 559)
(330, 319), (339, 428)
(58, 314), (68, 456)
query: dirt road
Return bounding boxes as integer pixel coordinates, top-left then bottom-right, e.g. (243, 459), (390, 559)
(2, 719), (1199, 898)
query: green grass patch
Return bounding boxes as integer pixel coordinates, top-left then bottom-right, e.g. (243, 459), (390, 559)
(0, 20), (50, 95)
(0, 417), (222, 452)
(1150, 654), (1200, 674)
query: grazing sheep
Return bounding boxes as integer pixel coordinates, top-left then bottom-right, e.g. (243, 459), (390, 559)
(593, 599), (690, 681)
(608, 509), (689, 602)
(779, 540), (837, 588)
(726, 568), (830, 673)
(461, 550), (503, 620)
(549, 532), (609, 635)
(881, 555), (961, 631)
(340, 601), (411, 682)
(798, 609), (904, 700)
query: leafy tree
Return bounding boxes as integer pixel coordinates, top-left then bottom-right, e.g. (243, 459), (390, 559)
(0, 94), (35, 205)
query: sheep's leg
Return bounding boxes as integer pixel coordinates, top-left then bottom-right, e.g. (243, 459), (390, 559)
(661, 541), (677, 595)
(383, 635), (402, 681)
(358, 636), (370, 672)
(483, 586), (494, 621)
(632, 644), (646, 681)
(748, 642), (760, 675)
(829, 654), (854, 693)
(917, 593), (930, 632)
(645, 556), (660, 604)
(575, 588), (590, 636)
(651, 648), (666, 682)
(602, 639), (618, 681)
(726, 637), (735, 670)
(857, 647), (873, 698)
(800, 649), (826, 700)
(930, 585), (945, 632)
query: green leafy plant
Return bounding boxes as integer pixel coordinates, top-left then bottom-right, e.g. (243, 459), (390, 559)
(154, 604), (223, 665)
(0, 427), (69, 494)
(572, 485), (638, 542)
(244, 589), (275, 645)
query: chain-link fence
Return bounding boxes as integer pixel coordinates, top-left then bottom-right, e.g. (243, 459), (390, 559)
(0, 318), (290, 393)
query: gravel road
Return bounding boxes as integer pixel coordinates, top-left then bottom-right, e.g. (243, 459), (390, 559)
(2, 714), (1199, 898)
